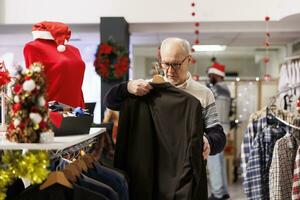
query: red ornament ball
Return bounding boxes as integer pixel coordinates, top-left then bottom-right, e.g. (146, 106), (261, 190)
(191, 2), (195, 7)
(195, 30), (199, 35)
(195, 22), (200, 27)
(192, 74), (199, 81)
(265, 42), (270, 47)
(192, 12), (196, 16)
(266, 32), (270, 37)
(297, 99), (300, 107)
(265, 16), (270, 21)
(264, 57), (270, 64)
(191, 48), (195, 52)
(263, 74), (271, 81)
(194, 39), (200, 44)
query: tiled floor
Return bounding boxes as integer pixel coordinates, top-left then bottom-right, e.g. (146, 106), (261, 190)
(227, 180), (246, 200)
(208, 179), (246, 200)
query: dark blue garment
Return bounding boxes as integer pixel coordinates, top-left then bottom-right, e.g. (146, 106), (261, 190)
(77, 174), (119, 200)
(84, 162), (129, 200)
(73, 183), (109, 200)
(13, 183), (109, 200)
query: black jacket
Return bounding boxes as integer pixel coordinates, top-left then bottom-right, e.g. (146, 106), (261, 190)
(114, 83), (207, 200)
(104, 81), (226, 155)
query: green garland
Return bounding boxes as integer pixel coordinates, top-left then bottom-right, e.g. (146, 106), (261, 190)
(0, 151), (49, 200)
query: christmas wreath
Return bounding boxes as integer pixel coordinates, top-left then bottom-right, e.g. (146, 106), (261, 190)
(6, 62), (50, 143)
(94, 39), (129, 81)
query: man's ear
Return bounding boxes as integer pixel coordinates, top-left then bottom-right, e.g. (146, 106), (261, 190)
(188, 55), (192, 64)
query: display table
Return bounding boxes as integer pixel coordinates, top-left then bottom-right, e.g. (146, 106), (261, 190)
(0, 128), (106, 150)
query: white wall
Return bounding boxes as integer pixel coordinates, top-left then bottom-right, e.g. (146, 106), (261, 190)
(2, 0), (300, 24)
(132, 56), (147, 79)
(137, 55), (281, 79)
(0, 0), (4, 24)
(195, 57), (261, 77)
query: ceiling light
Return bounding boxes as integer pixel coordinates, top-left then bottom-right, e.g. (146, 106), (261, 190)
(192, 45), (227, 52)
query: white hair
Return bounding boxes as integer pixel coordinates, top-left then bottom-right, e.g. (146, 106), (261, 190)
(160, 37), (191, 55)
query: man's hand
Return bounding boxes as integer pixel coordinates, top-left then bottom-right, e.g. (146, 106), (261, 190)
(203, 136), (211, 160)
(127, 79), (153, 96)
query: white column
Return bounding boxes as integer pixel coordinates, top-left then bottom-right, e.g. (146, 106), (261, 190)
(0, 0), (5, 24)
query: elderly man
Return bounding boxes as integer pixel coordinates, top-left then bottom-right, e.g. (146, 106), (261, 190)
(105, 37), (226, 160)
(105, 38), (226, 200)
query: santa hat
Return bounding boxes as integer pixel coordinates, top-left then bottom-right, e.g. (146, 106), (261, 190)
(32, 21), (71, 52)
(208, 62), (225, 77)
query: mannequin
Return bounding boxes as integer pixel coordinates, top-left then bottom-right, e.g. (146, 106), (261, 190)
(23, 21), (85, 108)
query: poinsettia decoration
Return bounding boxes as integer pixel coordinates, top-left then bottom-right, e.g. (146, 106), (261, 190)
(0, 60), (11, 88)
(94, 39), (129, 81)
(6, 63), (50, 143)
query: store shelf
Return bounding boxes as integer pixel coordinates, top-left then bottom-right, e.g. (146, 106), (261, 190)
(0, 128), (106, 150)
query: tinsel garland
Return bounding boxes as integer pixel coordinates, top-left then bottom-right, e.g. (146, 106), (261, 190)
(0, 151), (49, 200)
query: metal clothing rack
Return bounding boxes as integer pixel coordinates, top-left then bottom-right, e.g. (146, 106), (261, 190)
(269, 82), (300, 106)
(284, 55), (300, 62)
(268, 83), (300, 130)
(49, 130), (103, 160)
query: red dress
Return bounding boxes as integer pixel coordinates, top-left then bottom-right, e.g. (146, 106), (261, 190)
(23, 39), (85, 108)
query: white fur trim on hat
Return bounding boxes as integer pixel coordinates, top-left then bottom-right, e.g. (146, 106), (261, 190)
(32, 31), (67, 52)
(208, 68), (225, 77)
(32, 31), (54, 40)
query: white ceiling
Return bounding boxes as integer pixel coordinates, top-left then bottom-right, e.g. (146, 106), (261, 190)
(0, 14), (300, 58)
(130, 15), (300, 57)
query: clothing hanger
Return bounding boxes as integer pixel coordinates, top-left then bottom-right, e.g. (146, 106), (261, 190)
(40, 149), (74, 190)
(82, 154), (97, 169)
(73, 158), (88, 172)
(40, 171), (73, 190)
(62, 162), (81, 183)
(152, 75), (165, 83)
(268, 88), (300, 130)
(152, 62), (165, 84)
(59, 148), (87, 183)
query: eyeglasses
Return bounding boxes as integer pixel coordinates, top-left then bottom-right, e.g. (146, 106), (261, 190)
(160, 55), (190, 70)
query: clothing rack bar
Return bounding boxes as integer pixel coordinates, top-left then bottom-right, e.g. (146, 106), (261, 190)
(284, 55), (300, 61)
(268, 110), (300, 130)
(49, 135), (100, 160)
(269, 82), (300, 105)
(267, 83), (300, 130)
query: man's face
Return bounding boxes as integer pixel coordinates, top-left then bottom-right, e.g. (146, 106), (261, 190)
(160, 45), (190, 85)
(208, 73), (220, 85)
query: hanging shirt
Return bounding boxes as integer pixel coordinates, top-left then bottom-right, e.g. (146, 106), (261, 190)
(23, 39), (85, 108)
(292, 146), (300, 200)
(241, 116), (286, 200)
(269, 133), (298, 200)
(77, 174), (118, 200)
(114, 82), (207, 200)
(84, 162), (129, 200)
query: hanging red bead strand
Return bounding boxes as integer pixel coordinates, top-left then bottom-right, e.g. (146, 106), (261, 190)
(264, 16), (271, 80)
(191, 1), (199, 64)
